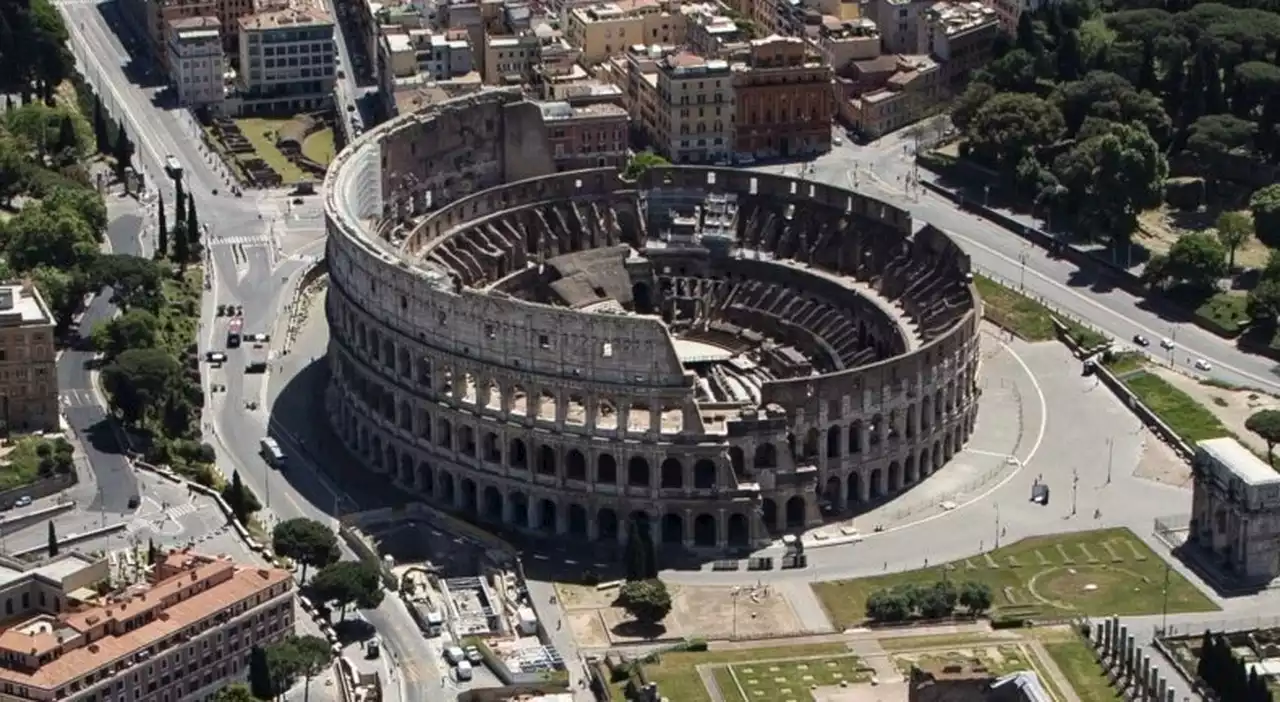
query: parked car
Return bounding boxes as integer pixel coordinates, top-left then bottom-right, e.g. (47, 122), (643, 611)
(14, 496), (32, 508)
(465, 646), (482, 664)
(1132, 334), (1149, 346)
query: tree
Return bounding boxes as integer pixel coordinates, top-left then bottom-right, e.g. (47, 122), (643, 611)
(1058, 29), (1083, 82)
(221, 471), (261, 524)
(308, 561), (384, 617)
(1251, 184), (1280, 246)
(174, 178), (185, 227)
(1054, 71), (1171, 145)
(623, 150), (669, 180)
(1215, 211), (1253, 269)
(172, 219), (191, 266)
(919, 580), (958, 619)
(1247, 276), (1280, 325)
(92, 97), (108, 154)
(112, 119), (133, 181)
(187, 193), (201, 259)
(4, 197), (98, 271)
(865, 589), (910, 622)
(214, 684), (257, 702)
(47, 521), (58, 556)
(965, 93), (1066, 174)
(951, 82), (996, 133)
(958, 581), (993, 614)
(1050, 121), (1167, 249)
(90, 254), (165, 312)
(1187, 114), (1257, 185)
(157, 194), (168, 258)
(614, 578), (672, 628)
(101, 347), (183, 425)
(272, 518), (340, 582)
(247, 646), (274, 698)
(1162, 232), (1228, 290)
(1015, 11), (1039, 54)
(1246, 410), (1280, 463)
(91, 308), (159, 358)
(1233, 62), (1280, 116)
(291, 634), (335, 702)
(623, 519), (658, 581)
(1197, 630), (1213, 683)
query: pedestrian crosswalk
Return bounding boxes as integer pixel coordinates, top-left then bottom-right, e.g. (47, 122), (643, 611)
(60, 390), (99, 408)
(212, 234), (273, 247)
(126, 502), (201, 534)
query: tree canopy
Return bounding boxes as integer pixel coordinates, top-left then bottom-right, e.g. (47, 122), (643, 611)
(1246, 409), (1280, 463)
(615, 579), (673, 628)
(307, 561), (384, 617)
(272, 518), (340, 581)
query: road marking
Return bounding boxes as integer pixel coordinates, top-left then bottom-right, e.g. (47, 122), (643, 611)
(213, 235), (273, 247)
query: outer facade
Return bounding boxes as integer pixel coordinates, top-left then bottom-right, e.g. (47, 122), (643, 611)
(323, 89), (981, 551)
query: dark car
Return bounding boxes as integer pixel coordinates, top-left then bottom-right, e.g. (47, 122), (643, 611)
(127, 495), (140, 509)
(1132, 334), (1150, 346)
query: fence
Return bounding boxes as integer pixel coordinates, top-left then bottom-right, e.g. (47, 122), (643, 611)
(0, 474), (77, 511)
(1159, 615), (1280, 639)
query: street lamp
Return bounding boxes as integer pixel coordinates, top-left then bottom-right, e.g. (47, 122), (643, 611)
(1105, 438), (1113, 485)
(1018, 250), (1029, 291)
(1070, 469), (1079, 516)
(994, 503), (1001, 549)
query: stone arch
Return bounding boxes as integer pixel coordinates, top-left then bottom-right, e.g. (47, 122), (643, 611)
(538, 444), (557, 476)
(482, 485), (502, 522)
(628, 510), (651, 535)
(826, 426), (841, 459)
(382, 338), (394, 368)
(567, 504), (588, 537)
(953, 430), (963, 454)
(729, 447), (746, 477)
(537, 499), (557, 532)
(754, 443), (777, 469)
(919, 446), (931, 477)
(437, 417), (453, 450)
(944, 432), (954, 459)
(661, 513), (684, 545)
(399, 454), (413, 485)
(802, 428), (820, 459)
(848, 421), (862, 454)
(824, 475), (842, 506)
(417, 461), (434, 495)
(398, 399), (412, 431)
(785, 496), (806, 529)
(483, 432), (501, 462)
(459, 425), (476, 456)
(566, 449), (587, 482)
(380, 441), (392, 471)
(693, 514), (717, 547)
(727, 513), (749, 548)
(509, 491), (529, 527)
(762, 498), (778, 530)
(921, 394), (933, 431)
(627, 456), (651, 488)
(869, 469), (883, 499)
(460, 478), (478, 514)
(889, 461), (901, 492)
(934, 389), (944, 421)
(598, 507), (620, 541)
(597, 453), (618, 484)
(438, 471), (455, 504)
(905, 455), (917, 484)
(846, 471), (861, 504)
(870, 414), (883, 446)
(397, 346), (410, 376)
(888, 409), (900, 441)
(509, 438), (528, 470)
(693, 459), (717, 489)
(660, 458), (683, 489)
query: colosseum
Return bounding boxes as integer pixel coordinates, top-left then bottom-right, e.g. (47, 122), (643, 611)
(322, 89), (982, 553)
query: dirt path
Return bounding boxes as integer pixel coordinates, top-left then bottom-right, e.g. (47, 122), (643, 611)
(1147, 365), (1279, 458)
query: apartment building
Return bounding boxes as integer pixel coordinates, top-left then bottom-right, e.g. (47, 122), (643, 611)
(919, 1), (998, 84)
(653, 51), (734, 163)
(120, 0), (218, 70)
(566, 0), (687, 66)
(235, 0), (337, 115)
(168, 17), (225, 110)
(0, 284), (57, 434)
(815, 17), (881, 73)
(0, 549), (293, 702)
(376, 27), (481, 115)
(841, 54), (939, 137)
(540, 101), (630, 170)
(869, 0), (930, 54)
(484, 31), (542, 84)
(733, 36), (833, 159)
(686, 6), (749, 58)
(984, 0), (1054, 33)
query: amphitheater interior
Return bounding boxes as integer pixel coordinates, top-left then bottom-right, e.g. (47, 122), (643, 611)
(322, 89), (982, 553)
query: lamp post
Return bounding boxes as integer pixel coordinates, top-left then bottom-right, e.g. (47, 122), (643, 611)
(1019, 250), (1028, 291)
(994, 503), (1001, 549)
(1106, 438), (1113, 485)
(1070, 469), (1079, 517)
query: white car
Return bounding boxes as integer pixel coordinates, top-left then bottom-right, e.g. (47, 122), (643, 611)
(1194, 359), (1212, 371)
(833, 137), (844, 146)
(1160, 338), (1175, 350)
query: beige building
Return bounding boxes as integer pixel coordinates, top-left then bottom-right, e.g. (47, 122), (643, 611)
(686, 6), (749, 58)
(483, 31), (542, 84)
(653, 51), (735, 163)
(0, 284), (57, 434)
(816, 17), (881, 73)
(919, 1), (999, 85)
(235, 0), (336, 115)
(540, 101), (630, 171)
(0, 549), (293, 701)
(842, 54), (939, 138)
(869, 0), (930, 54)
(168, 17), (225, 110)
(566, 0), (687, 66)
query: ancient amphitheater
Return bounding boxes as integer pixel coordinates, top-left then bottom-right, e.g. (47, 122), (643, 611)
(322, 90), (982, 552)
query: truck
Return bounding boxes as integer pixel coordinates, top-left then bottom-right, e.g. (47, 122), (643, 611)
(165, 154), (183, 180)
(245, 346), (268, 374)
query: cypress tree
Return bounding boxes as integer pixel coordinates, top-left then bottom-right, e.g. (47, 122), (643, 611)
(173, 219), (190, 267)
(1137, 40), (1157, 93)
(187, 193), (201, 259)
(1204, 48), (1225, 114)
(157, 194), (168, 258)
(174, 178), (186, 226)
(47, 521), (58, 557)
(112, 119), (134, 180)
(1197, 630), (1212, 682)
(93, 96), (108, 153)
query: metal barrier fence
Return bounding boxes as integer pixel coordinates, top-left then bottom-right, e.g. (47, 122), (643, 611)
(1161, 615), (1280, 639)
(973, 265), (1111, 346)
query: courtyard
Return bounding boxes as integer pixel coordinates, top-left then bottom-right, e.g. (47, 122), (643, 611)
(713, 654), (872, 702)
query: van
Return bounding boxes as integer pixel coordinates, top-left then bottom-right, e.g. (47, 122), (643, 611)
(455, 661), (473, 681)
(445, 646), (466, 665)
(260, 437), (286, 467)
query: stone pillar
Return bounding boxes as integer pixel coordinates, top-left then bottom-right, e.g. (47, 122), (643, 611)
(587, 515), (600, 542)
(683, 509), (695, 548)
(717, 509), (728, 548)
(859, 472), (871, 502)
(1117, 626), (1129, 663)
(527, 498), (542, 532)
(1100, 619), (1113, 657)
(555, 390), (569, 429)
(1125, 636), (1137, 677)
(649, 405), (662, 437)
(617, 398), (632, 437)
(859, 422), (871, 454)
(556, 505), (570, 536)
(584, 396), (598, 432)
(502, 495), (516, 526)
(1148, 664), (1159, 698)
(1157, 675), (1167, 702)
(1165, 688), (1175, 702)
(1140, 653), (1150, 691)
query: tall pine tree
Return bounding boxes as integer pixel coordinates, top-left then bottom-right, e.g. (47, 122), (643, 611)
(1204, 48), (1225, 114)
(173, 218), (190, 266)
(174, 178), (186, 228)
(187, 194), (201, 260)
(93, 96), (108, 153)
(112, 119), (134, 181)
(157, 194), (168, 258)
(47, 521), (58, 556)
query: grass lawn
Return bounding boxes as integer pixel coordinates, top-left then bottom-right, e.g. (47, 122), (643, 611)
(1194, 293), (1248, 335)
(713, 654), (870, 702)
(811, 528), (1218, 630)
(612, 644), (848, 702)
(1102, 351), (1146, 376)
(232, 118), (307, 183)
(158, 267), (202, 357)
(975, 276), (1107, 346)
(879, 633), (1009, 651)
(1122, 371), (1230, 444)
(0, 436), (74, 491)
(1043, 638), (1123, 702)
(301, 127), (335, 165)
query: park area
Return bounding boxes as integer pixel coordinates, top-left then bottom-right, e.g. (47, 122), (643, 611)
(205, 115), (335, 186)
(974, 275), (1107, 347)
(607, 643), (854, 702)
(811, 528), (1218, 630)
(0, 435), (75, 491)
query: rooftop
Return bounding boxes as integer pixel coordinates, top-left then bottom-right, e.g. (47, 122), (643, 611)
(0, 284), (53, 328)
(820, 16), (878, 39)
(926, 1), (997, 35)
(1198, 437), (1280, 487)
(573, 0), (664, 21)
(661, 50), (730, 74)
(392, 74), (485, 115)
(169, 16), (221, 35)
(539, 100), (627, 121)
(240, 0), (332, 31)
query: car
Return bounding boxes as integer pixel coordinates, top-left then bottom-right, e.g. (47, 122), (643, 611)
(14, 496), (32, 508)
(833, 136), (844, 146)
(1160, 337), (1175, 350)
(1194, 359), (1212, 371)
(127, 495), (141, 509)
(1132, 334), (1149, 346)
(465, 646), (482, 664)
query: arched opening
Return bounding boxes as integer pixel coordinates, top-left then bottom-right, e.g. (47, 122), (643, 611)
(632, 281), (655, 314)
(933, 441), (943, 469)
(568, 504), (588, 537)
(627, 456), (651, 488)
(509, 438), (528, 470)
(846, 472), (861, 504)
(824, 476), (842, 507)
(565, 450), (587, 482)
(628, 511), (651, 538)
(693, 514), (717, 547)
(905, 455), (917, 484)
(848, 422), (862, 454)
(483, 486), (502, 522)
(802, 428), (819, 460)
(870, 414), (883, 446)
(438, 472), (455, 504)
(921, 396), (932, 431)
(889, 461), (901, 492)
(727, 513), (749, 548)
(754, 443), (777, 469)
(538, 499), (557, 532)
(461, 479), (478, 514)
(661, 513), (683, 545)
(598, 508), (620, 541)
(597, 454), (618, 484)
(785, 496), (806, 529)
(509, 492), (529, 527)
(399, 455), (413, 485)
(870, 469), (883, 499)
(438, 418), (453, 450)
(729, 447), (746, 477)
(762, 498), (777, 530)
(538, 445), (557, 476)
(944, 432), (954, 459)
(417, 461), (433, 495)
(693, 459), (717, 489)
(483, 432), (501, 462)
(660, 458), (683, 489)
(826, 426), (841, 459)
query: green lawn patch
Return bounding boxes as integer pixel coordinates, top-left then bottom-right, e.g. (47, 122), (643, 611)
(1167, 287), (1249, 337)
(611, 644), (848, 702)
(715, 654), (870, 702)
(811, 528), (1218, 630)
(1122, 371), (1230, 444)
(1043, 638), (1123, 702)
(232, 118), (307, 183)
(301, 128), (335, 166)
(157, 267), (202, 358)
(974, 276), (1056, 341)
(0, 436), (75, 491)
(1101, 351), (1146, 376)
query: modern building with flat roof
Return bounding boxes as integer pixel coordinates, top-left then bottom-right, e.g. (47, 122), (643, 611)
(0, 283), (57, 433)
(168, 17), (226, 110)
(234, 0), (336, 115)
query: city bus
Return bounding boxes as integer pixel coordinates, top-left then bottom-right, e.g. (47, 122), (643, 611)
(227, 317), (243, 348)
